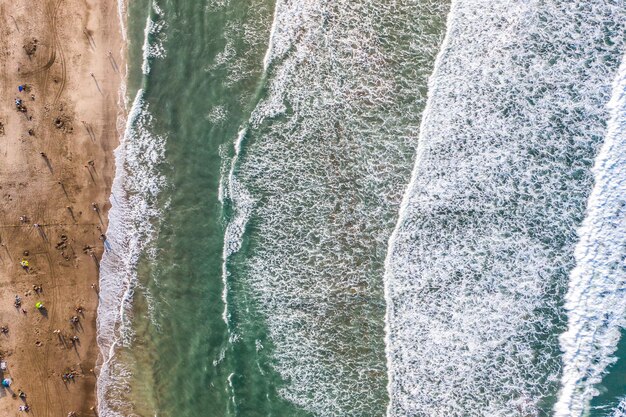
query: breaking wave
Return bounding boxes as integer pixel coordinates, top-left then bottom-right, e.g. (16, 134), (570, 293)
(96, 90), (166, 417)
(222, 0), (449, 415)
(384, 2), (626, 416)
(609, 398), (626, 417)
(141, 1), (167, 75)
(555, 52), (626, 417)
(97, 2), (167, 415)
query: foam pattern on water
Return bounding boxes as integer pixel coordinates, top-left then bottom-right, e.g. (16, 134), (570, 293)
(609, 398), (626, 417)
(204, 0), (274, 92)
(384, 2), (626, 416)
(555, 53), (626, 417)
(97, 90), (167, 417)
(224, 1), (449, 415)
(97, 1), (169, 414)
(141, 1), (167, 75)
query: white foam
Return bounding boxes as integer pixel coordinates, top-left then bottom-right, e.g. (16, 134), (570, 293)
(384, 2), (626, 416)
(383, 2), (457, 415)
(610, 398), (626, 417)
(555, 52), (626, 417)
(221, 128), (254, 325)
(97, 14), (168, 415)
(203, 2), (275, 87)
(221, 0), (449, 414)
(97, 88), (167, 417)
(261, 0), (282, 72)
(141, 1), (167, 76)
(97, 6), (168, 411)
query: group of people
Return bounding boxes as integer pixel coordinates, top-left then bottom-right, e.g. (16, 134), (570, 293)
(3, 260), (86, 414)
(61, 370), (78, 383)
(17, 390), (29, 412)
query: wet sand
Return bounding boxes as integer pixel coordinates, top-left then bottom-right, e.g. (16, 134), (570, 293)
(0, 0), (124, 415)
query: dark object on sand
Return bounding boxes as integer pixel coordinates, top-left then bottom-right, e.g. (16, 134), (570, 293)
(23, 38), (38, 57)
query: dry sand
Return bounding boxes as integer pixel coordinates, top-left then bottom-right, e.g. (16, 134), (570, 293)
(0, 0), (124, 415)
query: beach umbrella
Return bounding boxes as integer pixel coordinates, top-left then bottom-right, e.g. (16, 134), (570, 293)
(35, 302), (44, 309)
(2, 378), (11, 387)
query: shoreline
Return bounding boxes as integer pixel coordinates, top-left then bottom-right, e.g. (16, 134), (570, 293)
(0, 0), (125, 415)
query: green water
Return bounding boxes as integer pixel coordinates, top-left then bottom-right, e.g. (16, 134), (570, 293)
(103, 1), (626, 417)
(120, 1), (267, 416)
(115, 0), (451, 415)
(120, 0), (302, 415)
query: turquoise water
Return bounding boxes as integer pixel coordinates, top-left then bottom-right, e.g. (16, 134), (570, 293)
(97, 1), (626, 416)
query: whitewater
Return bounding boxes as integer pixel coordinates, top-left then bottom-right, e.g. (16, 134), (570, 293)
(222, 0), (449, 415)
(95, 0), (626, 415)
(97, 1), (167, 415)
(384, 1), (626, 416)
(555, 52), (626, 416)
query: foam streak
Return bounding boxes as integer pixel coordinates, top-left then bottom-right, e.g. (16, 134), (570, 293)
(97, 4), (167, 413)
(384, 2), (626, 415)
(555, 52), (626, 417)
(223, 1), (449, 414)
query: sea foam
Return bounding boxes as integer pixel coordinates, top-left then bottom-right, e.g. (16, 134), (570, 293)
(97, 2), (168, 414)
(141, 1), (167, 76)
(222, 0), (449, 415)
(555, 52), (626, 417)
(97, 89), (167, 417)
(384, 2), (626, 416)
(610, 398), (626, 417)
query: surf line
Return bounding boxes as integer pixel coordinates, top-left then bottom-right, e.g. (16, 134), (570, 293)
(217, 0), (286, 413)
(381, 1), (457, 415)
(97, 2), (167, 414)
(219, 0), (284, 330)
(555, 51), (626, 417)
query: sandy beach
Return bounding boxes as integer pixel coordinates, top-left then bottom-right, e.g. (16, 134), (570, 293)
(0, 0), (123, 415)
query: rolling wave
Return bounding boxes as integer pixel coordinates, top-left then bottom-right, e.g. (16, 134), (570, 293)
(222, 0), (449, 415)
(384, 2), (626, 416)
(97, 2), (167, 414)
(555, 52), (626, 417)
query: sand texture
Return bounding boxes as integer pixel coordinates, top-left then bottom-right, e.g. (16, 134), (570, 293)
(0, 0), (123, 415)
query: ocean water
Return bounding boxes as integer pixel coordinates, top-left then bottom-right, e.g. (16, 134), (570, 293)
(97, 1), (626, 416)
(385, 2), (626, 417)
